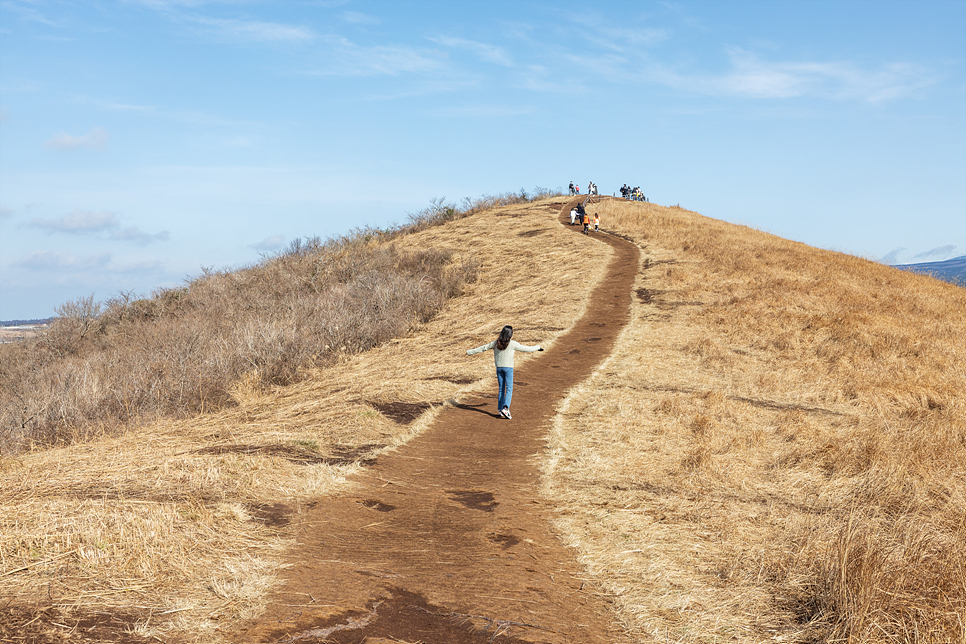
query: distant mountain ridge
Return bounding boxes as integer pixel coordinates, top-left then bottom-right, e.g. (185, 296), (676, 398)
(1, 318), (51, 327)
(894, 255), (966, 285)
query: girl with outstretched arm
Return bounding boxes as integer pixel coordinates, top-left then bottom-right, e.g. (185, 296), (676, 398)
(466, 325), (543, 419)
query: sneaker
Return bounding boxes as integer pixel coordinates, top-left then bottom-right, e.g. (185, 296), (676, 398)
(503, 408), (512, 420)
(499, 408), (509, 419)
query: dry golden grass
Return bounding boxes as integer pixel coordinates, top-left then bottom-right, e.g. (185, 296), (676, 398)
(543, 198), (966, 642)
(0, 197), (612, 642)
(6, 194), (962, 643)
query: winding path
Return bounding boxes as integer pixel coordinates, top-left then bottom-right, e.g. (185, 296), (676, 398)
(239, 200), (639, 643)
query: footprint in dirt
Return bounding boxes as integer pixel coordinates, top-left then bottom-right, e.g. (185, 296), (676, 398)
(360, 499), (396, 512)
(447, 490), (498, 512)
(487, 532), (520, 549)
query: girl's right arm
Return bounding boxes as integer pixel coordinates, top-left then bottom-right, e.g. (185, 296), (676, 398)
(467, 341), (496, 356)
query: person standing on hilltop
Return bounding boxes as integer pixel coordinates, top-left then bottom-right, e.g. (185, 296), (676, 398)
(466, 325), (543, 420)
(569, 181), (575, 196)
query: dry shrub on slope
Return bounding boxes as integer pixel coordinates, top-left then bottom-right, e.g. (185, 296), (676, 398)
(0, 190), (559, 456)
(0, 197), (612, 643)
(544, 198), (965, 643)
(0, 222), (482, 454)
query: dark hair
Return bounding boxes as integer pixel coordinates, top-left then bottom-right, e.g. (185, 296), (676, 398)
(496, 325), (513, 351)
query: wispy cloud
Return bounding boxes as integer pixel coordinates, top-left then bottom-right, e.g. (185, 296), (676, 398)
(551, 28), (936, 104)
(342, 11), (380, 26)
(250, 234), (285, 251)
(110, 258), (167, 274)
(25, 210), (169, 245)
(0, 204), (12, 219)
(308, 36), (448, 77)
(78, 96), (260, 128)
(424, 104), (537, 118)
(27, 210), (119, 234)
(14, 251), (112, 272)
(189, 16), (315, 43)
(0, 0), (59, 27)
(109, 227), (171, 246)
(577, 21), (669, 52)
(648, 48), (936, 102)
(11, 250), (166, 275)
(519, 65), (576, 93)
(125, 1), (314, 44)
(86, 98), (154, 112)
(432, 36), (514, 67)
(45, 126), (109, 150)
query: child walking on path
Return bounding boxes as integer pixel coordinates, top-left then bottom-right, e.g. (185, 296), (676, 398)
(466, 325), (543, 419)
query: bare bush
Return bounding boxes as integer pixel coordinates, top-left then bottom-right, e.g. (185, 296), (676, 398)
(0, 205), (494, 453)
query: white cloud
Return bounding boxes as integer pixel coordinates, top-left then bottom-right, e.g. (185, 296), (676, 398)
(14, 251), (112, 271)
(109, 227), (171, 246)
(10, 251), (166, 278)
(519, 65), (575, 93)
(27, 210), (119, 234)
(250, 234), (285, 251)
(425, 104), (537, 118)
(123, 1), (314, 44)
(551, 34), (936, 104)
(45, 126), (109, 150)
(308, 36), (447, 77)
(89, 99), (154, 112)
(110, 258), (167, 274)
(24, 210), (169, 245)
(653, 48), (936, 102)
(432, 36), (514, 67)
(1, 0), (59, 27)
(342, 11), (380, 26)
(0, 204), (12, 219)
(222, 135), (254, 147)
(78, 96), (260, 128)
(190, 16), (315, 43)
(578, 22), (669, 52)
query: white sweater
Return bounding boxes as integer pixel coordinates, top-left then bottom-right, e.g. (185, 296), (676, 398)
(467, 339), (542, 368)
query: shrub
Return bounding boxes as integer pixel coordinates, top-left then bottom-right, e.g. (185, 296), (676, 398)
(0, 195), (512, 453)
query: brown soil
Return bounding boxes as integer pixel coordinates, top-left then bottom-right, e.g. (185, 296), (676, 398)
(0, 605), (155, 644)
(237, 199), (639, 643)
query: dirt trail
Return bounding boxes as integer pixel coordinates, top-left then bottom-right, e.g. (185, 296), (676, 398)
(239, 200), (639, 643)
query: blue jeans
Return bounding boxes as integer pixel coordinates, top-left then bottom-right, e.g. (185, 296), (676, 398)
(496, 367), (513, 411)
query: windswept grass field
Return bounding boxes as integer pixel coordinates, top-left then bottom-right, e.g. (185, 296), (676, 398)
(544, 199), (966, 642)
(1, 195), (963, 643)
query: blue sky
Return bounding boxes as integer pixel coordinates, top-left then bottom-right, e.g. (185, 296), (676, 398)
(1, 0), (964, 319)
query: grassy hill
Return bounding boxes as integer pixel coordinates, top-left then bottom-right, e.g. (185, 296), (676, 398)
(1, 196), (963, 643)
(548, 200), (965, 642)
